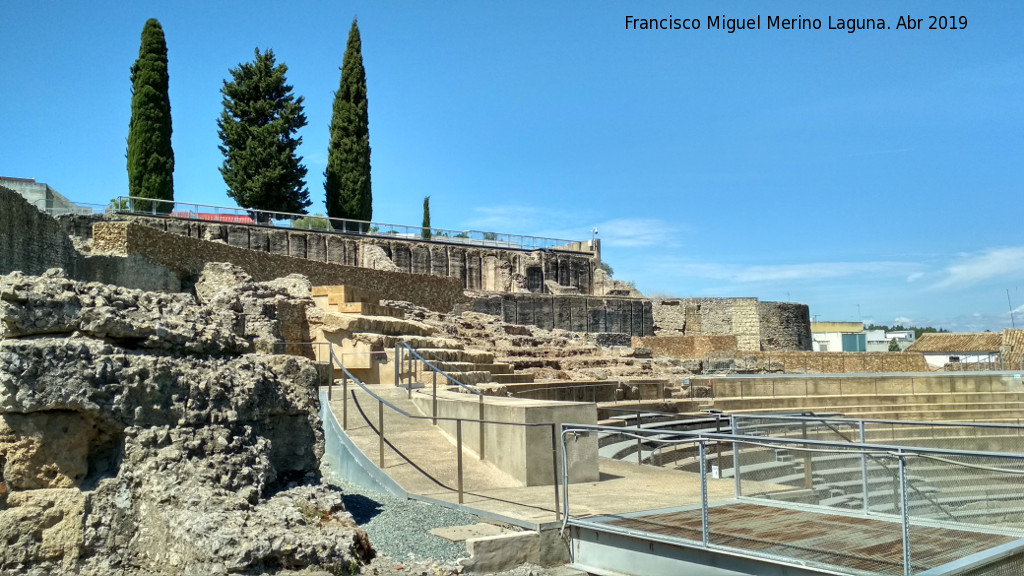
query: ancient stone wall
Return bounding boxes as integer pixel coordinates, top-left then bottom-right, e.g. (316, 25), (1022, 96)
(752, 351), (929, 373)
(0, 186), (79, 277)
(84, 214), (598, 295)
(632, 335), (739, 358)
(758, 301), (813, 351)
(467, 293), (654, 337)
(94, 221), (466, 312)
(652, 297), (812, 352)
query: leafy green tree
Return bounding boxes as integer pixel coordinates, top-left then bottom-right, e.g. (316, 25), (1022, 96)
(127, 18), (174, 213)
(217, 48), (310, 215)
(599, 261), (614, 277)
(888, 338), (901, 352)
(421, 196), (431, 239)
(325, 18), (372, 231)
(293, 213), (331, 231)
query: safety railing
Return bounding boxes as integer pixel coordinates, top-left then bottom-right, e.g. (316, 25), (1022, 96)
(112, 195), (592, 253)
(561, 423), (1024, 576)
(292, 340), (563, 517)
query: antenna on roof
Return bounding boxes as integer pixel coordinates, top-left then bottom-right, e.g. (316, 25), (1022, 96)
(1008, 289), (1016, 329)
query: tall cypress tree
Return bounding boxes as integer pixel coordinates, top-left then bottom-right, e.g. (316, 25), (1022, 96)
(325, 18), (372, 231)
(217, 48), (311, 215)
(421, 196), (431, 239)
(126, 18), (174, 213)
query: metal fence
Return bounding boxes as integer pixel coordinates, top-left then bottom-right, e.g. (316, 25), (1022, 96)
(562, 421), (1024, 576)
(113, 195), (592, 253)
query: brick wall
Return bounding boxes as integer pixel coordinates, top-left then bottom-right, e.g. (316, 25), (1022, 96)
(94, 222), (467, 312)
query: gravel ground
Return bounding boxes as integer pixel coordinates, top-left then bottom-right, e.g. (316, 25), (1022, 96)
(323, 475), (574, 576)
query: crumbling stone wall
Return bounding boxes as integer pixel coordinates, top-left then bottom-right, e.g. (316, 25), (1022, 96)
(652, 297), (812, 352)
(94, 221), (466, 312)
(86, 214), (599, 295)
(0, 186), (78, 277)
(758, 301), (812, 351)
(0, 268), (373, 575)
(467, 293), (654, 337)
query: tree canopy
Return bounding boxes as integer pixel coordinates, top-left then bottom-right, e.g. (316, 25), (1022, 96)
(127, 18), (174, 212)
(422, 196), (431, 239)
(217, 48), (311, 214)
(325, 19), (372, 230)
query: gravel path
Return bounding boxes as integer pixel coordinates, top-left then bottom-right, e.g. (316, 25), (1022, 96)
(323, 475), (573, 576)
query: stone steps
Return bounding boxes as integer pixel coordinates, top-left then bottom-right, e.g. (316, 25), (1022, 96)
(416, 348), (496, 364)
(349, 333), (465, 351)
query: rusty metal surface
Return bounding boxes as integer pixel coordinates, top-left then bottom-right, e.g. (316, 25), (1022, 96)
(608, 502), (1016, 575)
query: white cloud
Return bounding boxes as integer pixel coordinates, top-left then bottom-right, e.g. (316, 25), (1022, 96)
(893, 316), (914, 325)
(933, 247), (1024, 289)
(592, 218), (682, 248)
(657, 259), (918, 284)
(906, 272), (924, 283)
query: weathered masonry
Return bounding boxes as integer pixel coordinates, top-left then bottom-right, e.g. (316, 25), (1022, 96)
(81, 214), (599, 296)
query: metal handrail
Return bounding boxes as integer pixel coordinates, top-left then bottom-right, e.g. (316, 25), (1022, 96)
(305, 340), (561, 515)
(113, 195), (591, 253)
(559, 422), (1024, 574)
(394, 341), (483, 396)
(733, 412), (1024, 432)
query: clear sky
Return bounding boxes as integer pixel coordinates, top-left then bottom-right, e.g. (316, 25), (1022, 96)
(2, 1), (1022, 332)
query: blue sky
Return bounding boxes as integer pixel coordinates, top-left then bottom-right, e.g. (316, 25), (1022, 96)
(2, 1), (1022, 332)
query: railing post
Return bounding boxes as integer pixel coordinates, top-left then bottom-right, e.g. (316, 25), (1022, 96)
(479, 394), (486, 460)
(860, 420), (869, 514)
(700, 441), (710, 547)
(394, 345), (400, 388)
(899, 451), (911, 576)
(732, 416), (742, 497)
(327, 356), (334, 401)
(342, 371), (349, 430)
(552, 423), (561, 522)
(378, 400), (385, 469)
(432, 370), (437, 425)
(636, 406), (643, 465)
(457, 420), (464, 504)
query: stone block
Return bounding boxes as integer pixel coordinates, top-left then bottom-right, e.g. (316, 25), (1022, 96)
(268, 230), (289, 256)
(287, 232), (307, 259)
(325, 235), (346, 265)
(226, 226), (249, 249)
(248, 228), (269, 252)
(306, 234), (327, 263)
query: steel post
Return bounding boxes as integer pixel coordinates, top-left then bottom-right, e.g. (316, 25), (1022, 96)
(378, 400), (385, 469)
(899, 452), (911, 576)
(700, 441), (709, 547)
(457, 420), (464, 504)
(860, 420), (869, 513)
(552, 423), (561, 522)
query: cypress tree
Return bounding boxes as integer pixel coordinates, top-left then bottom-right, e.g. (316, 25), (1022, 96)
(421, 196), (431, 239)
(126, 18), (174, 213)
(325, 18), (372, 231)
(217, 48), (311, 215)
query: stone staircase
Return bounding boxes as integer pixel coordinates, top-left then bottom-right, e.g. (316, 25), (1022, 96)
(311, 285), (533, 387)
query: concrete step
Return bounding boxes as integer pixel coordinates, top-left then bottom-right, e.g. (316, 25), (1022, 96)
(416, 348), (495, 364)
(349, 333), (465, 351)
(335, 301), (405, 318)
(320, 313), (434, 338)
(312, 284), (376, 304)
(492, 373), (535, 385)
(445, 371), (494, 386)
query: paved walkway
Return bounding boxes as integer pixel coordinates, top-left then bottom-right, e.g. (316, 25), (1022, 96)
(326, 384), (738, 527)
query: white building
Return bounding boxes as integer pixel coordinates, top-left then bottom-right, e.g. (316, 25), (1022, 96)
(866, 329), (916, 352)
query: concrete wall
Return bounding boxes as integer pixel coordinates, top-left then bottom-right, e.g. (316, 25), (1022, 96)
(652, 297), (811, 352)
(0, 177), (85, 213)
(72, 214), (598, 296)
(412, 390), (599, 486)
(467, 293), (654, 337)
(93, 221), (467, 312)
(0, 185), (79, 277)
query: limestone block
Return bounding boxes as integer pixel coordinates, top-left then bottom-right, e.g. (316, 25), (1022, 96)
(268, 230), (289, 255)
(226, 227), (249, 249)
(306, 233), (327, 263)
(429, 246), (448, 277)
(0, 412), (95, 490)
(325, 235), (346, 265)
(462, 532), (538, 573)
(0, 488), (85, 569)
(248, 228), (269, 252)
(287, 232), (307, 259)
(392, 243), (411, 272)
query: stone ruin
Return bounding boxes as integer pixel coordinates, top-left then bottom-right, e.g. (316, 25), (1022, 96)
(0, 266), (373, 576)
